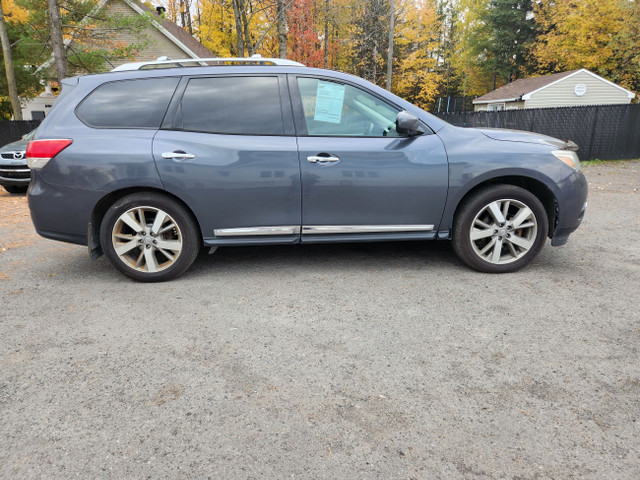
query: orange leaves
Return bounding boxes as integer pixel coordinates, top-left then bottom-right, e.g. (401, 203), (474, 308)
(1, 0), (29, 24)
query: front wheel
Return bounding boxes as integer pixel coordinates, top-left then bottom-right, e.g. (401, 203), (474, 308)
(452, 185), (549, 273)
(3, 185), (28, 194)
(100, 192), (200, 282)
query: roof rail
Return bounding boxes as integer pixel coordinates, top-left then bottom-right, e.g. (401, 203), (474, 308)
(112, 55), (305, 72)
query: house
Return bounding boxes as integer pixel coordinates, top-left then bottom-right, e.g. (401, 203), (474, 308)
(20, 0), (213, 120)
(473, 69), (636, 112)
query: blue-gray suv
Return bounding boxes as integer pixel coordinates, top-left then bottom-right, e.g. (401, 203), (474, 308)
(27, 57), (587, 281)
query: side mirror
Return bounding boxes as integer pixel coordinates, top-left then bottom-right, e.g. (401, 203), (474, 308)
(396, 111), (424, 137)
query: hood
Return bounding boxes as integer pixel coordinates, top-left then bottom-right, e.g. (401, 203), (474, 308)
(0, 138), (29, 153)
(476, 128), (578, 151)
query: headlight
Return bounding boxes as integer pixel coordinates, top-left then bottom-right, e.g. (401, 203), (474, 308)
(551, 150), (581, 171)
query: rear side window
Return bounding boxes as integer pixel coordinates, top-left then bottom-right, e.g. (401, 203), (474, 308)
(76, 77), (179, 128)
(176, 76), (284, 135)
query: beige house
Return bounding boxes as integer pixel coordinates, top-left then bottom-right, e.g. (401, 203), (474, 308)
(21, 0), (212, 120)
(473, 69), (636, 112)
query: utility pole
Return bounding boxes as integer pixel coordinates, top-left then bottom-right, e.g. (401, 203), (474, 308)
(47, 0), (67, 84)
(386, 0), (394, 91)
(0, 0), (22, 119)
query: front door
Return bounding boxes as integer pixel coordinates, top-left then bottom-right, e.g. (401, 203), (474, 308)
(291, 76), (449, 241)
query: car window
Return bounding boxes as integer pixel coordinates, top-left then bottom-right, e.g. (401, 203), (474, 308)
(296, 77), (401, 137)
(176, 76), (285, 135)
(76, 77), (179, 128)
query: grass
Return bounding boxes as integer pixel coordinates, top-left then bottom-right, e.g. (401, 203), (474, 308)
(581, 158), (638, 166)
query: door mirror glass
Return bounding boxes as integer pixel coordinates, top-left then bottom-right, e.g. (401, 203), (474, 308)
(396, 111), (424, 137)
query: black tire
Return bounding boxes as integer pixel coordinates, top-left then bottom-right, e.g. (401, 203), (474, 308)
(100, 192), (200, 282)
(3, 185), (28, 194)
(452, 184), (548, 273)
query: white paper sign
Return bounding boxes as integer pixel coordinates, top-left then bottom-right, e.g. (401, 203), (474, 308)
(314, 81), (346, 124)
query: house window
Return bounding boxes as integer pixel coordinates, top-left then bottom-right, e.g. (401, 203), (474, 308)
(487, 103), (505, 112)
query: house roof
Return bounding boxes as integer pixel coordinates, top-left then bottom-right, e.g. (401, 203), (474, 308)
(473, 69), (636, 104)
(36, 0), (212, 74)
(127, 0), (213, 58)
(473, 70), (580, 104)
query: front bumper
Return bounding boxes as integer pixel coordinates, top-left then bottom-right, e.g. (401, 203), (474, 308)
(0, 164), (30, 186)
(551, 169), (588, 246)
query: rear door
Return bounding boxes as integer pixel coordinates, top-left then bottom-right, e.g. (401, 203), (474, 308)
(153, 74), (301, 244)
(291, 75), (449, 242)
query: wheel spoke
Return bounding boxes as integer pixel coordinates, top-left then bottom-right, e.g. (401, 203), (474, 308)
(157, 248), (175, 261)
(511, 207), (533, 229)
(115, 240), (140, 256)
(474, 218), (493, 229)
(488, 202), (506, 224)
(479, 237), (496, 255)
(137, 209), (147, 230)
(501, 200), (510, 218)
(144, 248), (158, 272)
(134, 249), (145, 268)
(114, 233), (136, 241)
(157, 223), (177, 235)
(120, 211), (144, 233)
(490, 237), (503, 263)
(507, 233), (533, 251)
(471, 228), (495, 241)
(150, 211), (167, 235)
(155, 239), (182, 252)
(506, 241), (518, 258)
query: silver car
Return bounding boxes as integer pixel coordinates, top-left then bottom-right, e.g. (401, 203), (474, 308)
(0, 129), (36, 194)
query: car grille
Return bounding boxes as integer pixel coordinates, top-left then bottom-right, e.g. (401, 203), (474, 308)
(0, 164), (30, 179)
(1, 152), (26, 160)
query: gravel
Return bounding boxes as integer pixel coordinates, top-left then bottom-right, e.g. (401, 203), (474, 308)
(1, 161), (639, 479)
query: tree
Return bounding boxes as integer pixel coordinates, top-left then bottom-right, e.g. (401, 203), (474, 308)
(352, 0), (390, 85)
(467, 0), (535, 86)
(47, 0), (67, 83)
(0, 0), (23, 119)
(393, 0), (442, 108)
(533, 0), (638, 93)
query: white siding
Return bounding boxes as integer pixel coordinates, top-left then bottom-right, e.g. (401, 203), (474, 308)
(525, 71), (632, 108)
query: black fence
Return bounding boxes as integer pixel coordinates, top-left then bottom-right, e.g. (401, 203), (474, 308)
(435, 104), (640, 160)
(0, 120), (41, 146)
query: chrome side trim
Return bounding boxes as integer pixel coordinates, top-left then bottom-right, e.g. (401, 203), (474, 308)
(302, 225), (434, 234)
(214, 226), (301, 237)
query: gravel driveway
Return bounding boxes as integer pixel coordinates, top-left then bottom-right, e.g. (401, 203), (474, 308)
(1, 161), (639, 479)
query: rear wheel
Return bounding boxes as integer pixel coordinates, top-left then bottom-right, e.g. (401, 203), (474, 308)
(100, 192), (200, 282)
(3, 185), (28, 194)
(452, 184), (548, 273)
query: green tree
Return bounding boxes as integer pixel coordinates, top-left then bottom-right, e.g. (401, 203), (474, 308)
(467, 0), (535, 87)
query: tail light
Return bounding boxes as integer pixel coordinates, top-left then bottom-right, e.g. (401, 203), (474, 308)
(26, 139), (73, 169)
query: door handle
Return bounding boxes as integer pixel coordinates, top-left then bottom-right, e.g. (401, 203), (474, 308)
(161, 151), (196, 160)
(307, 155), (340, 164)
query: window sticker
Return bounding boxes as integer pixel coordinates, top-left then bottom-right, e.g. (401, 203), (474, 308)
(314, 81), (346, 124)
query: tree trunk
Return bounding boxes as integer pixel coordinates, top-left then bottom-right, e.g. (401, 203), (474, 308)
(232, 0), (244, 56)
(0, 0), (23, 119)
(386, 0), (394, 91)
(47, 0), (67, 83)
(277, 0), (287, 59)
(240, 1), (252, 56)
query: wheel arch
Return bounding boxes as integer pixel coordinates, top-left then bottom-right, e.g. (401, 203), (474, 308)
(88, 187), (203, 258)
(449, 176), (558, 238)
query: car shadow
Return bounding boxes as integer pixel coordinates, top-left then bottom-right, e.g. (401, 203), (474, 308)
(186, 240), (462, 278)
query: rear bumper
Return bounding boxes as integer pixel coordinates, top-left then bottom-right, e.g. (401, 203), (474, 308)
(551, 170), (588, 246)
(28, 173), (99, 246)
